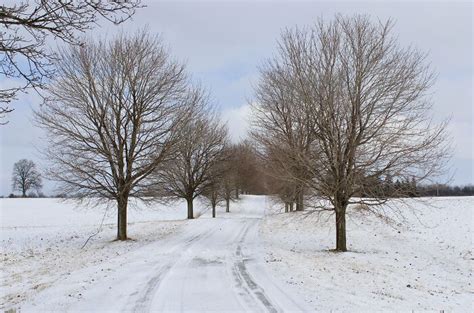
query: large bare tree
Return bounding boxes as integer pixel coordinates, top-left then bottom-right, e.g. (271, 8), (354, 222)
(0, 0), (142, 123)
(253, 15), (449, 251)
(159, 102), (228, 219)
(11, 159), (42, 197)
(35, 31), (193, 240)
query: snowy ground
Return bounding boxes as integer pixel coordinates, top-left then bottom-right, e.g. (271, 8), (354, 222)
(1, 196), (305, 312)
(261, 196), (473, 311)
(0, 197), (209, 310)
(1, 196), (473, 312)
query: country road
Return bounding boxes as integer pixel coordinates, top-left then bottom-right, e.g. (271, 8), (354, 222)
(19, 196), (307, 312)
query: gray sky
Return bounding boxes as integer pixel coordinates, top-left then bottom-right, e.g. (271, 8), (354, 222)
(0, 0), (472, 195)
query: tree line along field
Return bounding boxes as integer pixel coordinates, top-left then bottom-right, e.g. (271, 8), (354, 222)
(9, 15), (451, 252)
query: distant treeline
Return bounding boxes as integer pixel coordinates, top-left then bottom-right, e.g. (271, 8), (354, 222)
(4, 192), (47, 198)
(3, 185), (473, 198)
(357, 175), (474, 198)
(416, 184), (474, 197)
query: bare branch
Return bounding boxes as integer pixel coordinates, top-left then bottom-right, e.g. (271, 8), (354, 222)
(0, 0), (143, 122)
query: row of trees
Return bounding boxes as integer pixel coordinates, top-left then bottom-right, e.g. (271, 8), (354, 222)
(7, 9), (454, 254)
(341, 174), (474, 198)
(34, 30), (270, 240)
(10, 156), (471, 199)
(251, 15), (450, 251)
(417, 184), (474, 197)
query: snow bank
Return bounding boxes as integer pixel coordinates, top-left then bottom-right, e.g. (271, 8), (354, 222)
(260, 196), (473, 311)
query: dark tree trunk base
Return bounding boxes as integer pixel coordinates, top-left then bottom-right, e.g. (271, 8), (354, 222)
(112, 237), (135, 242)
(329, 248), (349, 253)
(187, 198), (194, 219)
(335, 209), (347, 252)
(117, 195), (128, 241)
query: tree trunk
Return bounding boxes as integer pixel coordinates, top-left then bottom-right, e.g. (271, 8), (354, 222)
(117, 195), (128, 241)
(295, 191), (304, 211)
(187, 197), (194, 219)
(225, 197), (230, 212)
(22, 188), (26, 197)
(335, 208), (347, 251)
(285, 202), (289, 213)
(212, 203), (216, 218)
(235, 187), (239, 199)
(290, 202), (294, 212)
(295, 200), (301, 211)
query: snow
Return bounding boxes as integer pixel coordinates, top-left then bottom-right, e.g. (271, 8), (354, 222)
(261, 196), (474, 311)
(1, 195), (472, 312)
(0, 197), (209, 310)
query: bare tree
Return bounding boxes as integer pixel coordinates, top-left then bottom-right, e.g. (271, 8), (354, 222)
(159, 102), (228, 219)
(202, 145), (238, 214)
(35, 31), (193, 241)
(251, 53), (317, 210)
(253, 15), (449, 251)
(12, 159), (42, 197)
(226, 144), (242, 199)
(221, 173), (235, 213)
(220, 147), (238, 213)
(203, 160), (228, 218)
(0, 0), (142, 123)
(204, 182), (221, 218)
(263, 147), (299, 212)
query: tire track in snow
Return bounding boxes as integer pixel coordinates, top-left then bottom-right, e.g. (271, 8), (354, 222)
(130, 227), (215, 312)
(232, 220), (279, 313)
(131, 214), (290, 312)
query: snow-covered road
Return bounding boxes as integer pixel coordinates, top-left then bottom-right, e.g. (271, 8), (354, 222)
(18, 196), (306, 312)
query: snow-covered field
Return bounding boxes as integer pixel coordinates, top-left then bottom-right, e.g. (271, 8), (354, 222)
(261, 196), (473, 311)
(0, 197), (209, 310)
(1, 195), (472, 312)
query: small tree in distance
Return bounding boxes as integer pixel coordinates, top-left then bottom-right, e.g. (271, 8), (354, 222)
(203, 173), (224, 219)
(11, 159), (42, 197)
(159, 106), (228, 219)
(220, 148), (238, 213)
(203, 157), (231, 218)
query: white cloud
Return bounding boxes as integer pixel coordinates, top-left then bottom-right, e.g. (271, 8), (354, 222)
(221, 104), (252, 143)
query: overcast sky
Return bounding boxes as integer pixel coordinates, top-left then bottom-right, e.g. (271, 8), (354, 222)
(0, 0), (472, 195)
